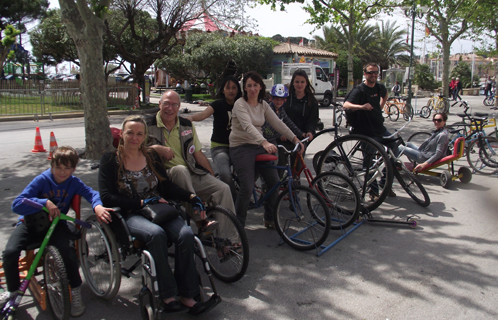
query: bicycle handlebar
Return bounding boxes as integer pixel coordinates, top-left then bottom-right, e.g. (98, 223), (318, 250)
(21, 198), (92, 229)
(277, 137), (309, 154)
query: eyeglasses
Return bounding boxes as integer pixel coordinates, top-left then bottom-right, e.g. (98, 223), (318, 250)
(160, 102), (179, 108)
(365, 71), (379, 75)
(433, 118), (443, 123)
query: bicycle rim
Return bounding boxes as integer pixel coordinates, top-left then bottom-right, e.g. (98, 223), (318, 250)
(393, 162), (430, 207)
(316, 134), (394, 213)
(466, 137), (498, 175)
(419, 106), (431, 118)
(388, 104), (399, 121)
(311, 172), (361, 229)
(274, 185), (330, 251)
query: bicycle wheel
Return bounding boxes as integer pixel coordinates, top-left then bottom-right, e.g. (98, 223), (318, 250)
(193, 206), (249, 283)
(403, 103), (414, 121)
(79, 216), (121, 300)
(466, 136), (498, 175)
(483, 97), (493, 106)
(274, 185), (330, 251)
(392, 160), (430, 207)
(419, 106), (431, 118)
(316, 134), (394, 213)
(44, 245), (71, 320)
(311, 171), (361, 229)
(407, 131), (431, 145)
(388, 104), (399, 122)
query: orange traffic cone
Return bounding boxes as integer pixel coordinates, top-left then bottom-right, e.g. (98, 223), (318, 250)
(31, 127), (46, 153)
(47, 132), (58, 160)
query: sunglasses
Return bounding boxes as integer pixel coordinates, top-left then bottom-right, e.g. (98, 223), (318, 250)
(433, 118), (444, 123)
(365, 71), (379, 75)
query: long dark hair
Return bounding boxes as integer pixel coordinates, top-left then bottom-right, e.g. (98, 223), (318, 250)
(242, 71), (266, 103)
(117, 115), (165, 182)
(216, 75), (242, 102)
(289, 69), (316, 107)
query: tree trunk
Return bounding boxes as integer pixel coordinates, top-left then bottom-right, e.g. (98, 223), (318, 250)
(441, 42), (450, 98)
(59, 0), (113, 160)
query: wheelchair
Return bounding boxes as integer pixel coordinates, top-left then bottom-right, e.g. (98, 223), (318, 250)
(78, 202), (248, 319)
(0, 196), (83, 320)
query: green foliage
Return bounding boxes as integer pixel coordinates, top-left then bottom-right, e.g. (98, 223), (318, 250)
(450, 61), (479, 88)
(414, 64), (438, 90)
(335, 51), (362, 81)
(0, 0), (49, 29)
(156, 32), (274, 93)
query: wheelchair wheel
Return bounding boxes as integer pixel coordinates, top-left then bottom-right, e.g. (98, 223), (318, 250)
(311, 171), (361, 229)
(44, 245), (70, 320)
(274, 185), (330, 251)
(139, 288), (155, 320)
(193, 206), (249, 283)
(79, 216), (121, 300)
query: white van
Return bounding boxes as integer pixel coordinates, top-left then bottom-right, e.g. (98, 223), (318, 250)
(281, 62), (333, 107)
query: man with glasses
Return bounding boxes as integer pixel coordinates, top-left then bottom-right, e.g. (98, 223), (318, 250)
(147, 90), (236, 222)
(343, 62), (398, 200)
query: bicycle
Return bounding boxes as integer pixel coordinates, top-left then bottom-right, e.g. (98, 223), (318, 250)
(248, 142), (331, 251)
(420, 94), (449, 118)
(483, 94), (495, 107)
(0, 198), (91, 320)
(382, 101), (400, 122)
(387, 96), (413, 121)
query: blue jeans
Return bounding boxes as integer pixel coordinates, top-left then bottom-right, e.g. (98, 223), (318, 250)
(230, 144), (280, 226)
(211, 146), (236, 200)
(125, 213), (199, 299)
(399, 142), (420, 162)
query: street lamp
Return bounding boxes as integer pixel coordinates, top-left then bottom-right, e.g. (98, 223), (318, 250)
(404, 4), (428, 113)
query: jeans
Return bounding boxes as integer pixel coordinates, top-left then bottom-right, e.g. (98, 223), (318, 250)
(211, 146), (236, 201)
(2, 221), (81, 292)
(230, 144), (280, 226)
(125, 213), (199, 299)
(399, 142), (420, 163)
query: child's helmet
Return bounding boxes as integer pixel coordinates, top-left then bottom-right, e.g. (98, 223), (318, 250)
(270, 84), (289, 98)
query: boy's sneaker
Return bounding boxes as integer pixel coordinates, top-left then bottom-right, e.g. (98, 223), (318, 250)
(70, 286), (86, 317)
(0, 291), (15, 309)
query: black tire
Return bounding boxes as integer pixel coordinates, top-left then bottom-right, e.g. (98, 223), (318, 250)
(193, 206), (249, 283)
(440, 171), (453, 188)
(44, 245), (71, 320)
(388, 104), (399, 121)
(79, 216), (121, 300)
(466, 136), (498, 175)
(335, 108), (343, 126)
(139, 288), (155, 320)
(312, 150), (323, 174)
(407, 131), (431, 145)
(419, 106), (431, 118)
(393, 161), (430, 207)
(274, 185), (330, 251)
(483, 97), (494, 106)
(316, 134), (394, 213)
(458, 167), (472, 183)
(403, 103), (414, 121)
(311, 171), (361, 229)
(321, 95), (331, 108)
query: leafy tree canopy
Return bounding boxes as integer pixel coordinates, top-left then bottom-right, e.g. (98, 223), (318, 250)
(335, 51), (362, 81)
(155, 32), (274, 93)
(450, 61), (479, 88)
(0, 0), (49, 30)
(414, 63), (438, 90)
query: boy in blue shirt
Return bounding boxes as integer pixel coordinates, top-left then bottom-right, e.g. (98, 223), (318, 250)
(1, 146), (111, 317)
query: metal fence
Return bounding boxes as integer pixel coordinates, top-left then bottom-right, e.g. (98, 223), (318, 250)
(0, 80), (139, 117)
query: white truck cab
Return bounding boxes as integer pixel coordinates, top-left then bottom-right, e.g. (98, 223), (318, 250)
(281, 62), (333, 107)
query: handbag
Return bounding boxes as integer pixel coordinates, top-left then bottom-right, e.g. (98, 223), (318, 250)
(140, 202), (180, 225)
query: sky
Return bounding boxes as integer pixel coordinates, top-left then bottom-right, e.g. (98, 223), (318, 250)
(38, 0), (477, 73)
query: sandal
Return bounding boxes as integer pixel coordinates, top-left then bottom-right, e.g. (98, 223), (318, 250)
(196, 220), (218, 234)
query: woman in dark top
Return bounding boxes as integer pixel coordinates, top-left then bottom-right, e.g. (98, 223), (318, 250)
(186, 76), (242, 199)
(98, 115), (215, 315)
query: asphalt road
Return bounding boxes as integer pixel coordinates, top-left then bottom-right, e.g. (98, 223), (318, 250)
(0, 94), (497, 320)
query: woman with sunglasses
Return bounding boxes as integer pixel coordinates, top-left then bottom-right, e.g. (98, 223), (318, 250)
(400, 113), (449, 172)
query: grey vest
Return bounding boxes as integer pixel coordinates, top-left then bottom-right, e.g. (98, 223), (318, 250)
(147, 116), (209, 176)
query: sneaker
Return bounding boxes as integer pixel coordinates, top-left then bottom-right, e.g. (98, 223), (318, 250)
(70, 286), (86, 317)
(0, 291), (15, 309)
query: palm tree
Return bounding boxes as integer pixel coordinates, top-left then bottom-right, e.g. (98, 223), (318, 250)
(373, 20), (410, 71)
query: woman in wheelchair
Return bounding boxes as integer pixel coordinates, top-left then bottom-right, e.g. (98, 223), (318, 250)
(400, 112), (449, 172)
(98, 115), (216, 315)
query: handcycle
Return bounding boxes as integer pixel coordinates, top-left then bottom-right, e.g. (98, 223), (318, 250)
(0, 197), (90, 320)
(409, 104), (498, 175)
(78, 202), (248, 319)
(247, 142), (332, 251)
